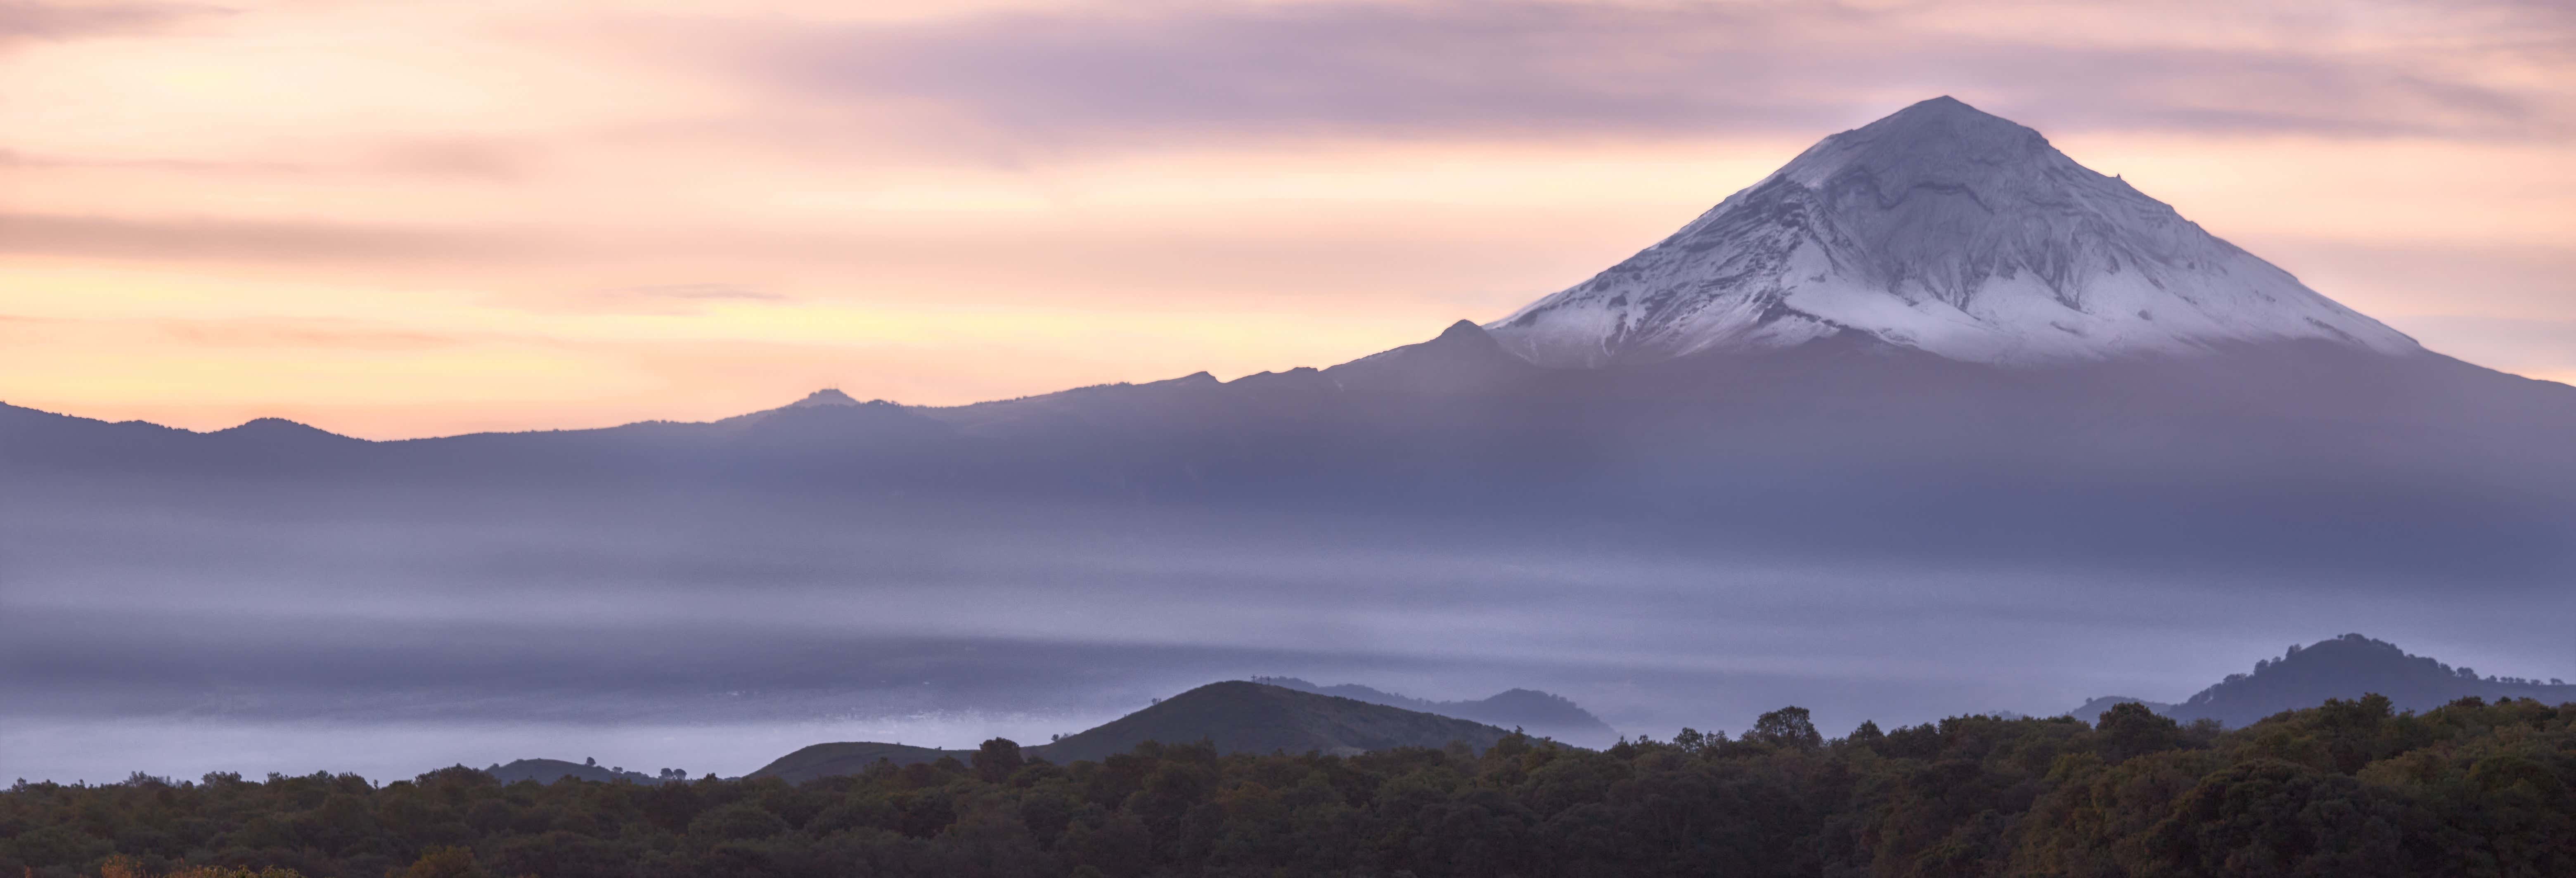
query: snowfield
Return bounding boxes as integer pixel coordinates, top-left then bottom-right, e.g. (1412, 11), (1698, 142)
(1487, 97), (2421, 367)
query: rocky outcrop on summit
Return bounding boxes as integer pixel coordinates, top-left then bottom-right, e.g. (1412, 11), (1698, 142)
(1489, 97), (2420, 367)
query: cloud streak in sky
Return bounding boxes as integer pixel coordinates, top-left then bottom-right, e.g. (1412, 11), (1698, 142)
(744, 0), (2569, 149)
(2, 0), (2573, 436)
(602, 283), (788, 303)
(152, 317), (467, 350)
(0, 0), (225, 47)
(0, 211), (545, 263)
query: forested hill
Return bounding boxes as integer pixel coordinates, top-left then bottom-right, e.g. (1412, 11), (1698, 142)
(743, 743), (958, 785)
(8, 697), (2573, 877)
(485, 759), (684, 786)
(1035, 681), (1512, 764)
(1247, 677), (1615, 745)
(2078, 634), (2576, 727)
(748, 681), (1516, 783)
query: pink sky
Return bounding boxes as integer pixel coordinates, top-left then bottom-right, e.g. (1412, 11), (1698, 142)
(4, 0), (2572, 439)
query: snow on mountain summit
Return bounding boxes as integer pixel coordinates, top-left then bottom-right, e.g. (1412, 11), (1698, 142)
(1487, 97), (2420, 367)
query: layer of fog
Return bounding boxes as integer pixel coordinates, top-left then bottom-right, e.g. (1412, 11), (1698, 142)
(6, 487), (2571, 783)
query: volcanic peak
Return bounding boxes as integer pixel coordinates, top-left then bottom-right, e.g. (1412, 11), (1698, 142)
(1486, 97), (2420, 367)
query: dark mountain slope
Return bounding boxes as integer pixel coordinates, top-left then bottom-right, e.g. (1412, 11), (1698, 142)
(1035, 682), (1513, 763)
(1320, 319), (1541, 396)
(1252, 677), (1616, 745)
(918, 372), (1224, 438)
(747, 682), (1518, 783)
(9, 334), (2573, 585)
(2075, 634), (2576, 727)
(745, 743), (957, 783)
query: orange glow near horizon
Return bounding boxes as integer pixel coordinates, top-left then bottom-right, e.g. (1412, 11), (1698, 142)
(4, 0), (2571, 439)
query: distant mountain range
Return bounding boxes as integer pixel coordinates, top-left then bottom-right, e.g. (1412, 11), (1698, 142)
(2075, 634), (2576, 728)
(478, 681), (1572, 786)
(478, 637), (2576, 786)
(12, 98), (2576, 777)
(6, 97), (2571, 589)
(1248, 677), (1615, 745)
(748, 681), (1520, 783)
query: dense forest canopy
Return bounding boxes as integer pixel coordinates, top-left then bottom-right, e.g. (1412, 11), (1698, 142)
(6, 697), (2571, 878)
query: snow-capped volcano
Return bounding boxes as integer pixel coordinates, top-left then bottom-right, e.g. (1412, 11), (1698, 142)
(1487, 96), (2421, 367)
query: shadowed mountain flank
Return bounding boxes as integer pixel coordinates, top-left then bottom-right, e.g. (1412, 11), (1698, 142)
(1037, 682), (1514, 764)
(747, 682), (1517, 783)
(1251, 677), (1615, 745)
(742, 743), (959, 784)
(2074, 634), (2576, 728)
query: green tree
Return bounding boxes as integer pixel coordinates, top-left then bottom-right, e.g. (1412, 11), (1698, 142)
(1750, 706), (1823, 750)
(972, 738), (1026, 784)
(2098, 701), (2188, 762)
(400, 845), (487, 878)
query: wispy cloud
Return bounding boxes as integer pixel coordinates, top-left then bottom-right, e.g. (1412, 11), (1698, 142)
(153, 317), (465, 350)
(0, 0), (226, 47)
(603, 283), (787, 303)
(0, 312), (478, 350)
(3, 0), (2571, 437)
(372, 139), (537, 182)
(4, 140), (532, 180)
(0, 147), (307, 173)
(722, 0), (2570, 151)
(0, 212), (544, 263)
(518, 283), (798, 316)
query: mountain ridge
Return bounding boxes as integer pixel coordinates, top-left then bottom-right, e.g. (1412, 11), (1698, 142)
(748, 681), (1523, 783)
(2075, 634), (2576, 728)
(1248, 677), (1617, 745)
(0, 100), (2564, 445)
(6, 98), (2574, 595)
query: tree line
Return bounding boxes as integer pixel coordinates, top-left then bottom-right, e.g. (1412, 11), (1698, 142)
(5, 696), (2570, 877)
